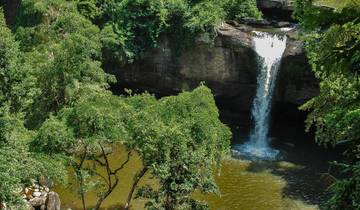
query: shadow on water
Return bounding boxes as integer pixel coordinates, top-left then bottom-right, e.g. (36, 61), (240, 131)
(231, 121), (343, 209)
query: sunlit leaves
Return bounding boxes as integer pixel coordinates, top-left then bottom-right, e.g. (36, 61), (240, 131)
(127, 85), (231, 210)
(296, 1), (360, 209)
(98, 0), (262, 65)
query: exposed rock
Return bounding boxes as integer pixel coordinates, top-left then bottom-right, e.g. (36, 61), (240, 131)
(41, 191), (48, 197)
(257, 0), (294, 11)
(33, 191), (42, 198)
(216, 23), (253, 48)
(26, 203), (35, 210)
(239, 18), (271, 27)
(29, 196), (47, 207)
(21, 180), (61, 210)
(111, 23), (317, 120)
(39, 176), (54, 188)
(257, 0), (295, 21)
(274, 21), (292, 28)
(46, 192), (61, 210)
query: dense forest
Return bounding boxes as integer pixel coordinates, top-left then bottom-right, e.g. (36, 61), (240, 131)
(0, 0), (359, 210)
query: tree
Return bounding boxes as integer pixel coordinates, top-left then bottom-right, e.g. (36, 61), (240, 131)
(32, 88), (133, 210)
(124, 86), (231, 210)
(0, 8), (36, 113)
(94, 0), (261, 65)
(14, 0), (115, 127)
(1, 2), (233, 210)
(1, 2), (122, 209)
(0, 107), (68, 210)
(295, 0), (360, 209)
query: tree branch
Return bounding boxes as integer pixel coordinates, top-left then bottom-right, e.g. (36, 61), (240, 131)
(125, 167), (148, 210)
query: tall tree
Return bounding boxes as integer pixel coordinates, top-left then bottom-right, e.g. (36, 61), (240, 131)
(125, 86), (231, 210)
(14, 0), (115, 127)
(0, 8), (36, 113)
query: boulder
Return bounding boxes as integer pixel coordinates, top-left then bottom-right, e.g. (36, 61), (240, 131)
(239, 18), (271, 27)
(33, 191), (42, 198)
(273, 21), (292, 28)
(26, 203), (35, 210)
(257, 0), (295, 21)
(29, 196), (47, 207)
(46, 192), (61, 210)
(257, 0), (294, 11)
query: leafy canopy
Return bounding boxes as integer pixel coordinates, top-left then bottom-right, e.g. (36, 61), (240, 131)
(295, 0), (360, 209)
(85, 0), (261, 65)
(126, 86), (231, 210)
(0, 1), (232, 209)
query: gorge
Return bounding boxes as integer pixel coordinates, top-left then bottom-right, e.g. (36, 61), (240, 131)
(1, 0), (353, 209)
(110, 22), (317, 124)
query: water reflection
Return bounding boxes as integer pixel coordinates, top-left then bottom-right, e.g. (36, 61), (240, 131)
(56, 123), (338, 210)
(57, 148), (323, 210)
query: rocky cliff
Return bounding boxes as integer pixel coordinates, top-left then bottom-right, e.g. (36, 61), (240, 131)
(110, 22), (318, 120)
(257, 0), (295, 20)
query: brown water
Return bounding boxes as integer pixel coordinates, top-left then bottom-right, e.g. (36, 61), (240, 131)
(56, 148), (323, 210)
(57, 124), (337, 210)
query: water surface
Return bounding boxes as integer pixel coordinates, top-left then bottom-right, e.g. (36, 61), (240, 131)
(57, 124), (334, 210)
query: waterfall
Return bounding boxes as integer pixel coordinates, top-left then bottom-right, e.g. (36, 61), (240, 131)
(237, 31), (287, 160)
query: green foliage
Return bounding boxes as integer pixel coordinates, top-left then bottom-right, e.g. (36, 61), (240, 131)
(127, 86), (231, 210)
(100, 0), (169, 63)
(296, 0), (360, 148)
(326, 161), (360, 209)
(0, 107), (67, 208)
(60, 90), (130, 143)
(0, 9), (36, 113)
(1, 1), (232, 209)
(96, 0), (261, 65)
(0, 3), (109, 208)
(33, 90), (133, 210)
(294, 0), (360, 30)
(185, 0), (226, 32)
(76, 0), (101, 20)
(222, 0), (262, 21)
(13, 0), (115, 127)
(33, 116), (75, 155)
(295, 0), (360, 209)
(0, 11), (67, 207)
(11, 0), (262, 66)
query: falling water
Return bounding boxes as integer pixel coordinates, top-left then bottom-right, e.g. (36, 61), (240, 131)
(236, 31), (287, 160)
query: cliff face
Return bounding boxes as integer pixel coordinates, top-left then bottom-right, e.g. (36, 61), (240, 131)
(111, 23), (318, 117)
(257, 0), (295, 20)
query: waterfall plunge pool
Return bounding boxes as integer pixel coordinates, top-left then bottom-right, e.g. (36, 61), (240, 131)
(56, 122), (338, 210)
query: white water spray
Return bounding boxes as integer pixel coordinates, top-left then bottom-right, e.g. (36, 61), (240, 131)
(237, 31), (287, 160)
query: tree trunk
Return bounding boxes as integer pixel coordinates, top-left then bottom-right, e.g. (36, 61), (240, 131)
(125, 167), (148, 210)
